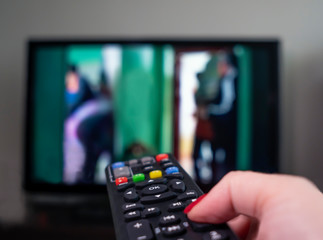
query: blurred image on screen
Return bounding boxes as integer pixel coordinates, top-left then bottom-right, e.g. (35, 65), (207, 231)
(27, 40), (278, 193)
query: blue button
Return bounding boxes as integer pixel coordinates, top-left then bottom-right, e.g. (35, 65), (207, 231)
(112, 162), (125, 169)
(165, 166), (179, 174)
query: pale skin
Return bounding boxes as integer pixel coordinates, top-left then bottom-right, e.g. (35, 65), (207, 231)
(187, 171), (323, 240)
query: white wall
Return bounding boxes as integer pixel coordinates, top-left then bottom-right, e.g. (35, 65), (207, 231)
(1, 0), (323, 223)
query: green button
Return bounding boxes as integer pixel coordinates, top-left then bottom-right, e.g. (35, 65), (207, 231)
(133, 173), (145, 183)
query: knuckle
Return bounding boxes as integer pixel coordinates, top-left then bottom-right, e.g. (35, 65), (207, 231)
(291, 175), (317, 188)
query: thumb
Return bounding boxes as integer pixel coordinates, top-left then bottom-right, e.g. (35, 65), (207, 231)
(186, 171), (291, 223)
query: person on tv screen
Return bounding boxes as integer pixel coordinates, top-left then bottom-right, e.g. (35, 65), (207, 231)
(207, 52), (238, 182)
(64, 66), (113, 184)
(193, 51), (238, 187)
(65, 65), (95, 115)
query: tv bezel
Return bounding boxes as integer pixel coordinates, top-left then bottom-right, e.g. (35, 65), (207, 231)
(23, 38), (280, 194)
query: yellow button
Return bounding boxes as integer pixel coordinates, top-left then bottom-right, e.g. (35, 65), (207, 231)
(149, 170), (162, 179)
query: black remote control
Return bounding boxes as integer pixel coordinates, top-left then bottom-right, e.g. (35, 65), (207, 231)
(105, 153), (239, 240)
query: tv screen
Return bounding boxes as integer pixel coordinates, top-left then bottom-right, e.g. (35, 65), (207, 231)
(24, 39), (279, 193)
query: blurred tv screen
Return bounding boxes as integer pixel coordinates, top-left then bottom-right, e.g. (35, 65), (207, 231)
(25, 39), (279, 193)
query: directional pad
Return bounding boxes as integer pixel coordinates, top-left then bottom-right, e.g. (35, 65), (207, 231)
(142, 184), (168, 196)
(141, 192), (176, 204)
(124, 188), (139, 202)
(169, 179), (186, 193)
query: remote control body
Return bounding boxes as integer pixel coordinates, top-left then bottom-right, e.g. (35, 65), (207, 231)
(105, 153), (239, 240)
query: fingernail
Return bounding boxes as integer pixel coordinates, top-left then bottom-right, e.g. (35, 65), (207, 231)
(183, 194), (207, 214)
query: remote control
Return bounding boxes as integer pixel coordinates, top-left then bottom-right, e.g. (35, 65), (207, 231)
(105, 153), (239, 240)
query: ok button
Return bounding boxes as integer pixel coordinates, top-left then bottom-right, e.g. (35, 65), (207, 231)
(142, 184), (167, 196)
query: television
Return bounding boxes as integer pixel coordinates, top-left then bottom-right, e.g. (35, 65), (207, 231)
(24, 38), (279, 194)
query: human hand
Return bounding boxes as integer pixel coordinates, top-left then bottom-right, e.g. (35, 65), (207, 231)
(185, 171), (323, 240)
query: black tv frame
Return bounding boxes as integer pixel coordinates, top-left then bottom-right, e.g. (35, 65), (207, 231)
(23, 38), (280, 194)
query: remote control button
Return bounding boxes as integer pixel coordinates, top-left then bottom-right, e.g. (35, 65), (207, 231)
(133, 173), (145, 183)
(159, 158), (171, 164)
(164, 172), (184, 180)
(125, 210), (141, 222)
(131, 165), (143, 174)
(149, 170), (162, 179)
(142, 207), (161, 218)
(162, 162), (175, 169)
(124, 188), (139, 202)
(129, 159), (140, 166)
(168, 201), (185, 212)
(116, 177), (128, 186)
(135, 178), (167, 189)
(165, 166), (179, 175)
(122, 203), (144, 213)
(141, 156), (155, 166)
(169, 179), (186, 193)
(185, 198), (197, 206)
(141, 192), (176, 204)
(112, 161), (125, 169)
(203, 230), (229, 240)
(142, 184), (168, 196)
(162, 223), (186, 237)
(178, 190), (198, 201)
(187, 218), (214, 232)
(159, 214), (180, 226)
(113, 166), (131, 178)
(127, 219), (154, 240)
(156, 153), (169, 162)
(117, 181), (134, 191)
(143, 165), (155, 173)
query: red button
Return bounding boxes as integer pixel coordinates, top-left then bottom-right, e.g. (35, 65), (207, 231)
(155, 153), (169, 162)
(115, 177), (128, 186)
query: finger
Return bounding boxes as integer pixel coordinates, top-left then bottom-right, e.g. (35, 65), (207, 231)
(246, 218), (259, 240)
(227, 215), (252, 240)
(187, 171), (288, 223)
